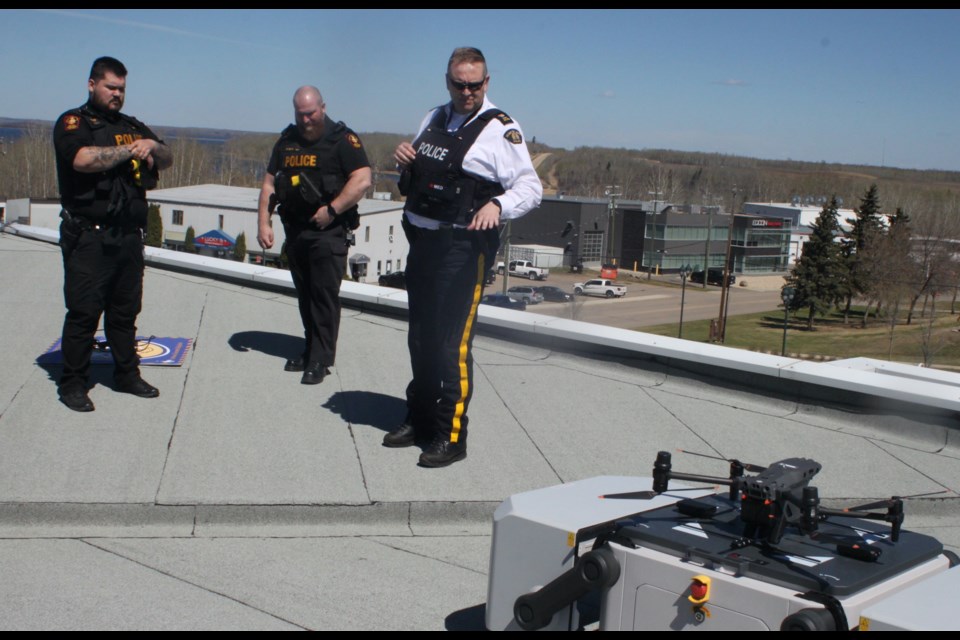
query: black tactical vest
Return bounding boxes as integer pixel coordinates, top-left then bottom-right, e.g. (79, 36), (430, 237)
(273, 121), (351, 226)
(404, 107), (506, 225)
(59, 104), (155, 223)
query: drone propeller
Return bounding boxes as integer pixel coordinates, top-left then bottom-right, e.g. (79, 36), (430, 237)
(600, 487), (712, 501)
(843, 490), (951, 513)
(677, 449), (767, 473)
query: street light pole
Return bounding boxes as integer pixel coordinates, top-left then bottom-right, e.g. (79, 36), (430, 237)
(781, 286), (795, 356)
(679, 264), (692, 339)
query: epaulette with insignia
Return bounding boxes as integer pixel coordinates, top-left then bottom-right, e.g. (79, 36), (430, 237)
(495, 112), (514, 125)
(62, 114), (81, 132)
(504, 129), (523, 145)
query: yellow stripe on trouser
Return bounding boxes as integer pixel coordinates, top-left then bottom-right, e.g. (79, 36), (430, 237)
(451, 253), (486, 443)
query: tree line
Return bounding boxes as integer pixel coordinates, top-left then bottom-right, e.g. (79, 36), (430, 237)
(7, 122), (960, 218)
(786, 184), (959, 366)
(0, 124), (408, 201)
(538, 146), (960, 223)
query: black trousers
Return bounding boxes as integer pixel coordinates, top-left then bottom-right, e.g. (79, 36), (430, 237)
(59, 219), (145, 392)
(285, 225), (347, 367)
(403, 219), (498, 444)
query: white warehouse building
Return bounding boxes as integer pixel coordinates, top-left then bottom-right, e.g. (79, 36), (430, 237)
(11, 184), (410, 284)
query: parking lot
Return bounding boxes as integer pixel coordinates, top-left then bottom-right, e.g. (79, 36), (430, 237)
(491, 267), (786, 330)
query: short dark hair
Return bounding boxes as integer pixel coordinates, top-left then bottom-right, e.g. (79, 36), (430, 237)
(448, 47), (486, 75)
(89, 57), (127, 81)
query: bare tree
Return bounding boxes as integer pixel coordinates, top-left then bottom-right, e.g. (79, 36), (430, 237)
(860, 210), (916, 354)
(0, 124), (56, 198)
(904, 210), (960, 325)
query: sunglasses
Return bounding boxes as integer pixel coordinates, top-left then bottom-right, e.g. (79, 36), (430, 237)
(447, 76), (487, 92)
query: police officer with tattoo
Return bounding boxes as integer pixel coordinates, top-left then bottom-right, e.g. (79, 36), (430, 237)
(384, 47), (542, 467)
(257, 86), (372, 385)
(53, 56), (173, 412)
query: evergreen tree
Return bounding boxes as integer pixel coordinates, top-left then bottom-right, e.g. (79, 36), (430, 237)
(233, 231), (247, 262)
(841, 184), (886, 321)
(145, 203), (163, 248)
(888, 206), (911, 231)
(787, 196), (845, 329)
(184, 226), (197, 253)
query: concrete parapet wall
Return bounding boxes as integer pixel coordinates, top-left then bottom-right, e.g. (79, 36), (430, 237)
(9, 222), (957, 423)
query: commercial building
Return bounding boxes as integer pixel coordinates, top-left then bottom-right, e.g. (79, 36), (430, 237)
(742, 201), (858, 268)
(506, 196), (734, 275)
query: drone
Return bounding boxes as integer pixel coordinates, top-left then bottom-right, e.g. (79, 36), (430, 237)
(489, 450), (955, 632)
(600, 449), (945, 551)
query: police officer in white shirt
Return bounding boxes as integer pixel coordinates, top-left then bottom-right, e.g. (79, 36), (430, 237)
(384, 47), (542, 467)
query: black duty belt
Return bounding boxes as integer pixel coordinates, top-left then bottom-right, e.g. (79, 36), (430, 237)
(61, 210), (141, 234)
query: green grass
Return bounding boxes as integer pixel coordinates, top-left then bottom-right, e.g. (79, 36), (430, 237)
(640, 307), (960, 368)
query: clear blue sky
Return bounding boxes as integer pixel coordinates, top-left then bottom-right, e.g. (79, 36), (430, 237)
(3, 9), (959, 171)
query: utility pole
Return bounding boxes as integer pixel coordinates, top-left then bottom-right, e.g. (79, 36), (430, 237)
(604, 185), (621, 266)
(716, 221), (734, 343)
(701, 207), (713, 289)
(717, 185), (739, 317)
(646, 190), (662, 280)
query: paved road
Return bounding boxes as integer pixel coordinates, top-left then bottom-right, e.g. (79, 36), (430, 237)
(497, 269), (784, 331)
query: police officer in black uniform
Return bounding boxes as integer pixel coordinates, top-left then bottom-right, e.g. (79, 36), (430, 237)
(257, 86), (372, 385)
(385, 48), (542, 467)
(53, 56), (173, 412)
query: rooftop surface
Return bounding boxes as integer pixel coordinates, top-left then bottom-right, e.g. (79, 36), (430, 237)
(1, 226), (959, 630)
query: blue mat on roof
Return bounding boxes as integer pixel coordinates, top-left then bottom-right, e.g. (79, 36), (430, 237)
(38, 336), (192, 366)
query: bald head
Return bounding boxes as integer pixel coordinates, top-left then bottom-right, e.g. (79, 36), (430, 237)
(293, 85), (326, 141)
(294, 85), (323, 106)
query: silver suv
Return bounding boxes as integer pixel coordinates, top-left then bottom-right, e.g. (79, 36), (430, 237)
(507, 286), (544, 304)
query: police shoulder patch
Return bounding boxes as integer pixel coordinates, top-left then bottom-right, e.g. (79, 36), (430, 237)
(63, 115), (80, 131)
(504, 129), (523, 145)
(495, 112), (514, 125)
(346, 133), (363, 149)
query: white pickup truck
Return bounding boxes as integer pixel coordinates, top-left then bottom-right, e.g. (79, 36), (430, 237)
(497, 260), (550, 281)
(573, 279), (628, 298)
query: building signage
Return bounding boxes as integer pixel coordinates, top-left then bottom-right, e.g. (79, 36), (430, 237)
(752, 218), (784, 228)
(194, 229), (235, 248)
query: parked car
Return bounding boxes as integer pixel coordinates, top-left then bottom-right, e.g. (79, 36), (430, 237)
(534, 285), (572, 302)
(497, 260), (550, 280)
(573, 279), (628, 298)
(485, 269), (496, 285)
(690, 268), (736, 287)
(378, 271), (406, 290)
(480, 293), (526, 311)
(507, 286), (544, 304)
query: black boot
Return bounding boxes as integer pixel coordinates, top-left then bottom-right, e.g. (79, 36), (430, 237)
(301, 363), (326, 385)
(418, 435), (467, 467)
(383, 421), (430, 448)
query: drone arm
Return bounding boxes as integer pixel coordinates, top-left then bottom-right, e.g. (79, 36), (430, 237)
(668, 471), (733, 488)
(828, 504), (904, 542)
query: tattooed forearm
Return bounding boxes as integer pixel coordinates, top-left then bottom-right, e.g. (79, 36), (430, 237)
(73, 145), (134, 173)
